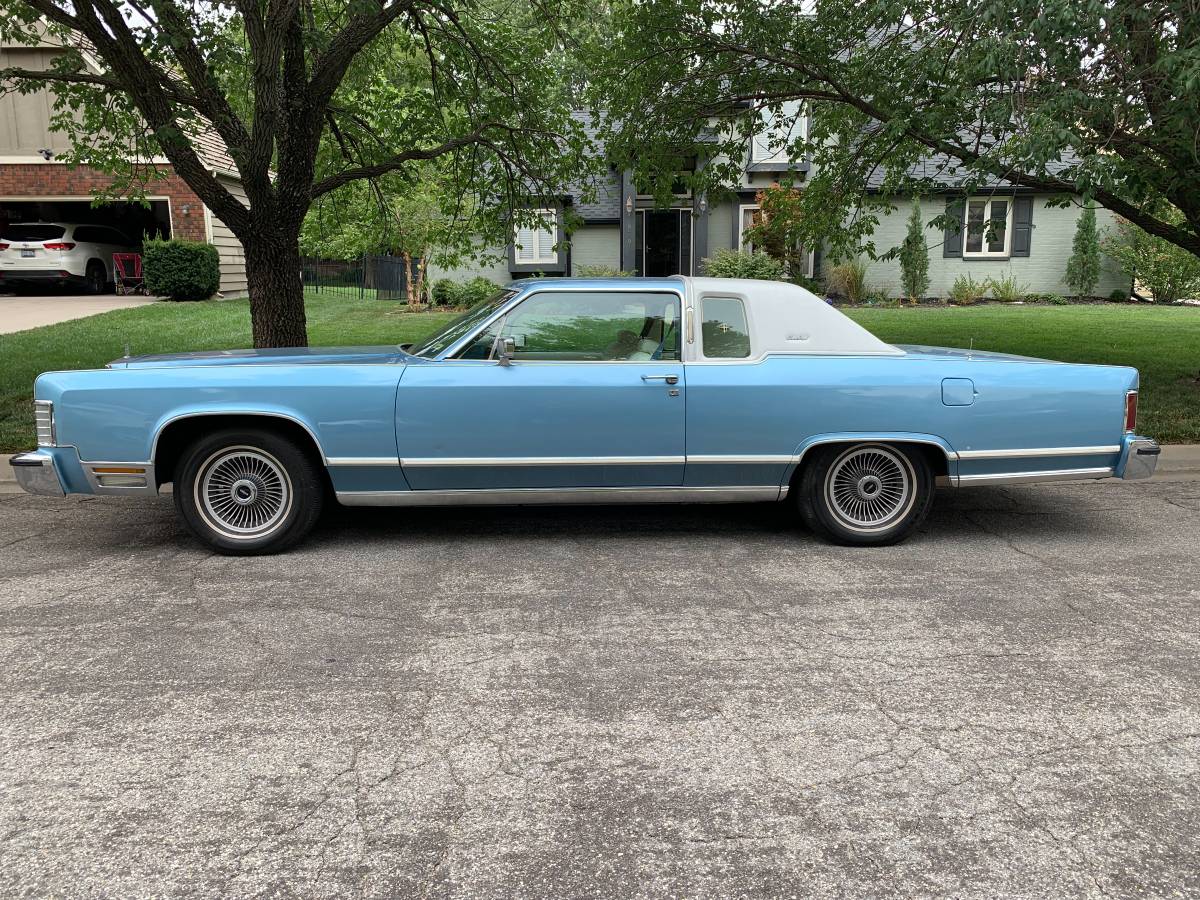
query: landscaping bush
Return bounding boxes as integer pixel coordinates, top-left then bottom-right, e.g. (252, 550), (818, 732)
(789, 275), (823, 294)
(428, 276), (503, 308)
(142, 238), (220, 301)
(1103, 213), (1200, 303)
(948, 273), (987, 305)
(1026, 292), (1070, 305)
(986, 271), (1030, 302)
(574, 264), (631, 277)
(1065, 205), (1101, 297)
(430, 278), (459, 306)
(1109, 288), (1130, 302)
(899, 199), (930, 301)
(824, 258), (869, 304)
(701, 248), (785, 281)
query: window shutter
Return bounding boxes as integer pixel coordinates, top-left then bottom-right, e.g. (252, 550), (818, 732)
(1012, 197), (1034, 257)
(943, 200), (964, 258)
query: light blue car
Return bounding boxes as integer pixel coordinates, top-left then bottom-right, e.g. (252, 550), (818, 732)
(12, 277), (1160, 554)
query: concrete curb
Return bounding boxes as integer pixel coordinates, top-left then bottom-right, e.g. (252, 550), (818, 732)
(4, 446), (1200, 493)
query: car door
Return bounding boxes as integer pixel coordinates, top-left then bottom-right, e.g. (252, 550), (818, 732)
(396, 288), (686, 490)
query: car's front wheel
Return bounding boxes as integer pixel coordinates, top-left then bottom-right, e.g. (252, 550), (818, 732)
(796, 443), (934, 545)
(174, 428), (324, 555)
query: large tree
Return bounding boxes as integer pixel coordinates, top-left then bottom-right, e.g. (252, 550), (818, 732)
(0, 0), (587, 346)
(592, 0), (1200, 262)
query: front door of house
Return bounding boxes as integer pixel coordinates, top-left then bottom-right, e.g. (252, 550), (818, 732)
(635, 209), (692, 276)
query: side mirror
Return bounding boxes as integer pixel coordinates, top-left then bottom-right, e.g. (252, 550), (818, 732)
(493, 335), (517, 366)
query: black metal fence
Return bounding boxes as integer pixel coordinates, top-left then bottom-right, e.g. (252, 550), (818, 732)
(300, 255), (420, 301)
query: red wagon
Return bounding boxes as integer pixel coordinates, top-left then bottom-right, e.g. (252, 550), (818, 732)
(112, 252), (144, 295)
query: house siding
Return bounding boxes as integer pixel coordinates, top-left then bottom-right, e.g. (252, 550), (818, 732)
(861, 196), (1130, 298)
(570, 224), (620, 271)
(208, 173), (248, 297)
(425, 240), (512, 284)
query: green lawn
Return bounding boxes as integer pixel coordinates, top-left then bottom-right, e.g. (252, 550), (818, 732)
(1, 293), (1197, 452)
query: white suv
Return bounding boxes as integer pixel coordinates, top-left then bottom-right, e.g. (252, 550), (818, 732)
(0, 222), (138, 294)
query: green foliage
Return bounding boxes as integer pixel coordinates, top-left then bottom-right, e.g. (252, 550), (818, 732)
(824, 258), (869, 304)
(742, 185), (811, 280)
(1065, 205), (1102, 297)
(1103, 215), (1200, 303)
(1026, 292), (1069, 305)
(1109, 289), (1130, 302)
(701, 249), (785, 281)
(899, 199), (930, 301)
(986, 272), (1030, 303)
(428, 277), (504, 308)
(790, 275), (823, 294)
(142, 239), (220, 302)
(948, 273), (987, 305)
(592, 0), (1200, 262)
(574, 264), (632, 277)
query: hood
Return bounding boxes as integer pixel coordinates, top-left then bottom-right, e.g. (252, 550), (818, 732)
(895, 344), (1055, 363)
(107, 345), (409, 369)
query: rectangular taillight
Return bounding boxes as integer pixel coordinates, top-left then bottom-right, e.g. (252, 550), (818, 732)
(43, 242), (75, 250)
(1125, 391), (1138, 433)
(0, 242), (8, 250)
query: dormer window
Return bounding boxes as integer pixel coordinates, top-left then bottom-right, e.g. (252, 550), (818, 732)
(751, 100), (807, 165)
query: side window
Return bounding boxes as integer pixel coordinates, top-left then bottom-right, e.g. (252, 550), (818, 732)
(700, 297), (751, 359)
(496, 291), (681, 362)
(73, 225), (100, 242)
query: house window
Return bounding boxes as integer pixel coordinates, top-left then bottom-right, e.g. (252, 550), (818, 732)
(750, 101), (806, 164)
(514, 208), (557, 264)
(964, 197), (1012, 257)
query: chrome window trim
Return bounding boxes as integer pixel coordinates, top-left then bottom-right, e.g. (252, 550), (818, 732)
(336, 485), (784, 507)
(401, 455), (686, 468)
(956, 445), (1122, 460)
(440, 284), (687, 361)
(955, 467), (1114, 487)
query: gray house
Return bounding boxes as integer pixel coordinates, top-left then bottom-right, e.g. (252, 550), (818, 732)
(430, 109), (1130, 299)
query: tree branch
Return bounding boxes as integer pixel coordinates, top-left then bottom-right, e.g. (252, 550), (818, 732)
(310, 127), (494, 198)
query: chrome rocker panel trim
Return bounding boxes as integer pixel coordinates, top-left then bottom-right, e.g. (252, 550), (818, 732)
(955, 466), (1115, 487)
(10, 451), (66, 497)
(336, 485), (787, 507)
(399, 455), (687, 467)
(955, 445), (1121, 460)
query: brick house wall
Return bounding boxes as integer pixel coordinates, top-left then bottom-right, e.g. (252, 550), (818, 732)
(0, 163), (208, 241)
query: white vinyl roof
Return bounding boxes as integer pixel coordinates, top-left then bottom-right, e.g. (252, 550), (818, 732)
(682, 277), (904, 357)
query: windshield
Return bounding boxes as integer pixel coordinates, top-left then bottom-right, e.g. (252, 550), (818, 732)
(409, 289), (517, 358)
(4, 224), (65, 241)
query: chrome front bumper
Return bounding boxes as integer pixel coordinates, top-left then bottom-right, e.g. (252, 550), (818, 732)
(10, 451), (66, 496)
(1121, 438), (1160, 480)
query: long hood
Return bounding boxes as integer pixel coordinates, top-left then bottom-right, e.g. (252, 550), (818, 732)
(107, 346), (409, 369)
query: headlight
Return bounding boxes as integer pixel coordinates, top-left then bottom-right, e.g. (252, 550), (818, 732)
(34, 400), (57, 447)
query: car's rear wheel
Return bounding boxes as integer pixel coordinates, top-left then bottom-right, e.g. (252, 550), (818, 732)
(796, 442), (934, 545)
(84, 260), (107, 294)
(173, 428), (324, 555)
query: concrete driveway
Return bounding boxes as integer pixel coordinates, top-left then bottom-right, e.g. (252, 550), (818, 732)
(0, 292), (157, 334)
(0, 480), (1197, 897)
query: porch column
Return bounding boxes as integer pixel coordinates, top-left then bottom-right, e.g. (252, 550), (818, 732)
(620, 169), (637, 273)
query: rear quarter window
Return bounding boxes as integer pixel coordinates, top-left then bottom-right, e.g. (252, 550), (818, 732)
(3, 224), (66, 241)
(700, 297), (751, 359)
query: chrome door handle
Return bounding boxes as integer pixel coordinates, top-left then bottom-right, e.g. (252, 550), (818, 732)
(641, 374), (679, 385)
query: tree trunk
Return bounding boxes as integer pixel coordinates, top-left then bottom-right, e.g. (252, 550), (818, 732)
(243, 232), (309, 348)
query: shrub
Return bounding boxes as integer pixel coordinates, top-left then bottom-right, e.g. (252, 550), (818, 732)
(1103, 213), (1200, 303)
(1065, 205), (1101, 297)
(986, 271), (1029, 302)
(789, 274), (823, 294)
(824, 258), (869, 303)
(1109, 288), (1129, 302)
(701, 248), (785, 281)
(574, 264), (631, 277)
(1026, 292), (1069, 305)
(430, 278), (459, 306)
(948, 273), (987, 305)
(899, 199), (930, 301)
(142, 238), (220, 301)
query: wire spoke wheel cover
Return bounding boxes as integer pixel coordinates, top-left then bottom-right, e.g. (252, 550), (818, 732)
(824, 445), (916, 534)
(195, 446), (293, 541)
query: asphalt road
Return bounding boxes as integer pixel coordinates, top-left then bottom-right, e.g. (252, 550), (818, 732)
(1, 480), (1197, 898)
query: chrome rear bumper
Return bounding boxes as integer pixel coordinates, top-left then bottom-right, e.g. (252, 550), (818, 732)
(1121, 438), (1160, 480)
(10, 451), (66, 496)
